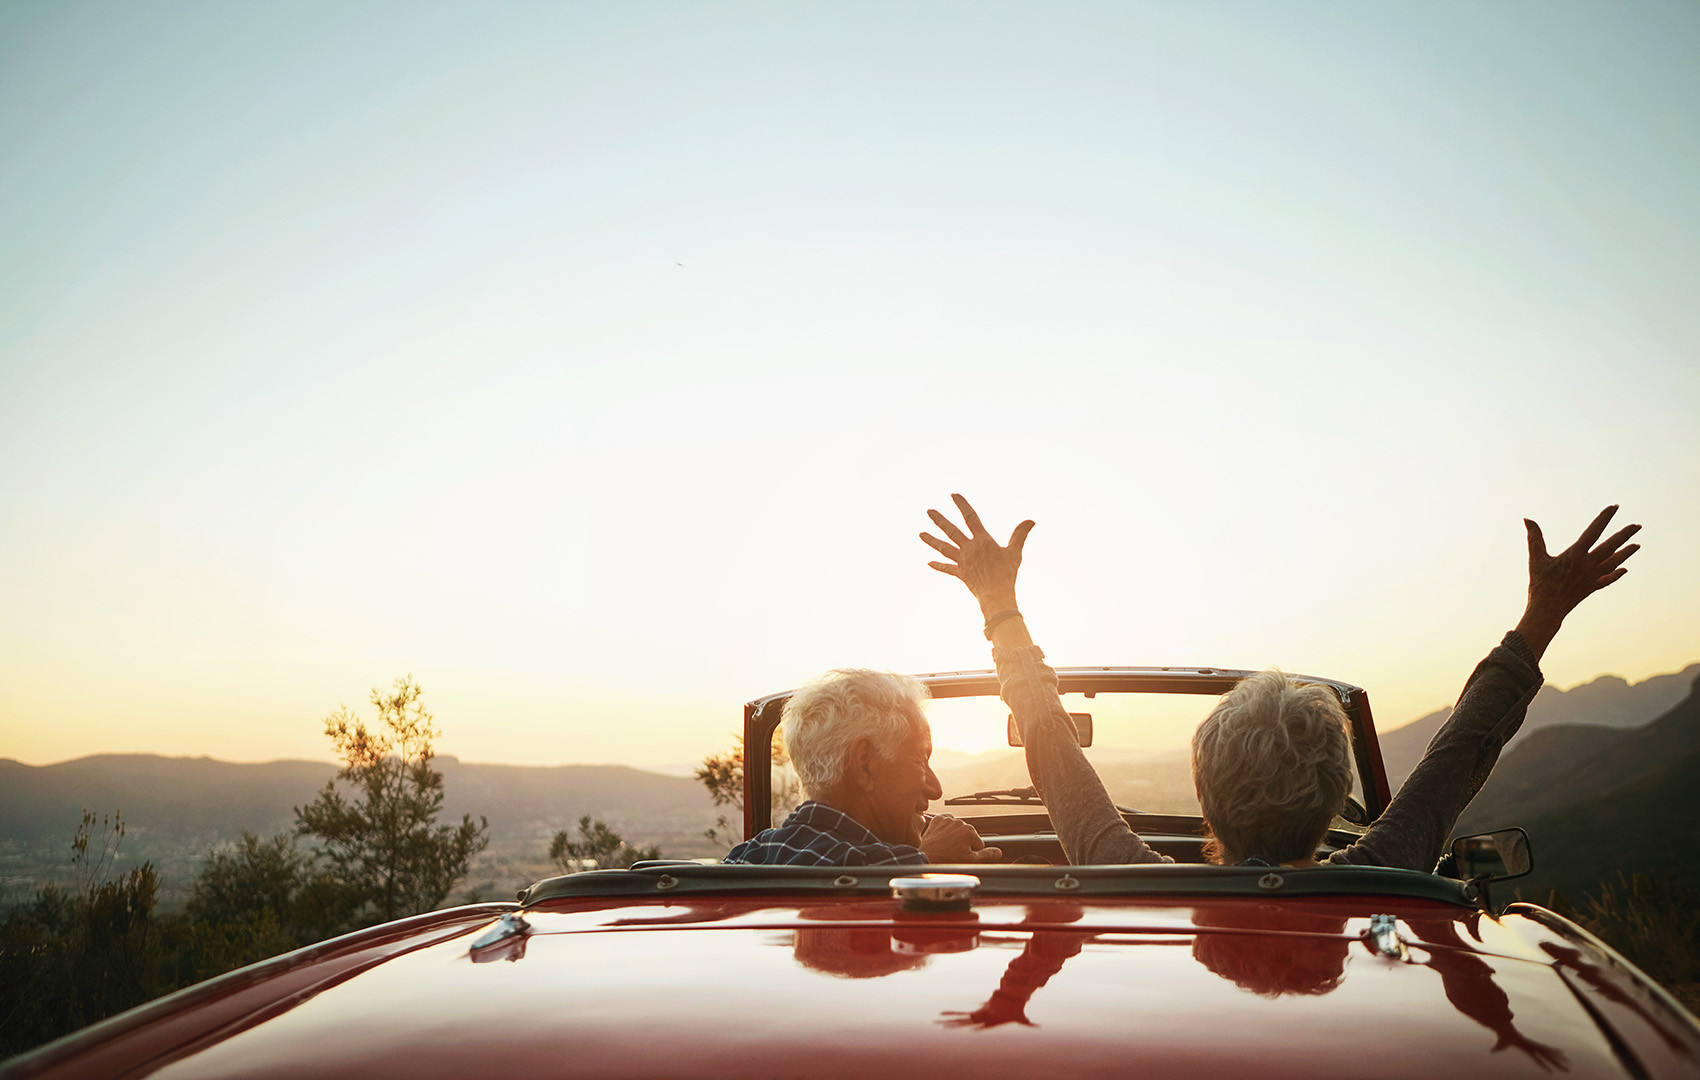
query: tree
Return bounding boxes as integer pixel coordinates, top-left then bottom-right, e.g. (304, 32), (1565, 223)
(294, 677), (488, 927)
(549, 816), (660, 872)
(695, 732), (800, 849)
(188, 832), (309, 929)
(175, 832), (325, 974)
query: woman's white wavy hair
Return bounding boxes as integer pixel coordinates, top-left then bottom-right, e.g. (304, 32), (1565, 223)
(782, 669), (930, 800)
(1191, 670), (1352, 865)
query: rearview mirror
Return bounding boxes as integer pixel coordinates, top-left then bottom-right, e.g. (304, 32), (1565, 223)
(1449, 828), (1533, 882)
(1008, 712), (1092, 748)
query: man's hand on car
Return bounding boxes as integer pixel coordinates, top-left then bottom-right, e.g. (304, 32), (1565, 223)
(919, 813), (1003, 863)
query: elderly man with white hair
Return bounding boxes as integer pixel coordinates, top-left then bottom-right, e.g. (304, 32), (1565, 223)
(723, 668), (1003, 866)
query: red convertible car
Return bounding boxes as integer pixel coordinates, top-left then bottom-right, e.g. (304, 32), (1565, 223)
(6, 667), (1698, 1079)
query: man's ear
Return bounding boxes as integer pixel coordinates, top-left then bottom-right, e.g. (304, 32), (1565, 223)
(846, 737), (878, 792)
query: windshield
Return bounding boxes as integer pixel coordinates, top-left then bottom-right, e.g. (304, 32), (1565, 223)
(920, 687), (1364, 819)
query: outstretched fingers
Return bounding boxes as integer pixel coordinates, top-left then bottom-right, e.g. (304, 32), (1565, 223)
(1568, 504), (1619, 554)
(927, 507), (970, 547)
(951, 493), (989, 538)
(920, 531), (960, 560)
(921, 526), (964, 577)
(1595, 566), (1630, 591)
(1593, 522), (1642, 558)
(1590, 536), (1641, 593)
(1538, 506), (1642, 601)
(923, 494), (1035, 602)
(1519, 505), (1641, 652)
(1579, 517), (1641, 595)
(1598, 541), (1640, 574)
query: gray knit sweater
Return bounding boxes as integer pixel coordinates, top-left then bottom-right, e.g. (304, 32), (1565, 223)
(992, 633), (1543, 871)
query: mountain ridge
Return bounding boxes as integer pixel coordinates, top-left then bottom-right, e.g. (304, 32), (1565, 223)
(0, 754), (714, 843)
(1456, 670), (1700, 839)
(1378, 662), (1700, 789)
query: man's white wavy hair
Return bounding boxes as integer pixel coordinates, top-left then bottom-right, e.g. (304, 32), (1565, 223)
(782, 669), (929, 800)
(1191, 670), (1352, 865)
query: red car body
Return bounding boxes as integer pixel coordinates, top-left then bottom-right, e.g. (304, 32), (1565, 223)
(6, 668), (1698, 1079)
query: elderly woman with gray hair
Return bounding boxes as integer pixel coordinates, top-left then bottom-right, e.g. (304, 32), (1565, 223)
(921, 495), (1641, 870)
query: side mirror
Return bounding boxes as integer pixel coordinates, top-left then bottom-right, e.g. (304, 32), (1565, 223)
(1448, 828), (1533, 882)
(1008, 712), (1092, 748)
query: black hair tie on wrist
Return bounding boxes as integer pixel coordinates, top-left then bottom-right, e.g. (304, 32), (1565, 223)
(983, 609), (1024, 640)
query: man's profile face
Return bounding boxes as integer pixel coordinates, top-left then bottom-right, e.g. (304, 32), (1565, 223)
(861, 710), (943, 848)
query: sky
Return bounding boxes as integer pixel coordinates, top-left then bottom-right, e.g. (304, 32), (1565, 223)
(2, 2), (1697, 773)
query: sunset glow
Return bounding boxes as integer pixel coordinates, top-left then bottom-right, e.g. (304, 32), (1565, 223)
(2, 4), (1697, 772)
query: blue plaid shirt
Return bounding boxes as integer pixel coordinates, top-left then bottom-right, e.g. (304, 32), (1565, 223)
(722, 801), (928, 866)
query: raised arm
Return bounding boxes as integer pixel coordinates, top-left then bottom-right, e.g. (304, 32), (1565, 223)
(922, 495), (1168, 865)
(1334, 505), (1641, 870)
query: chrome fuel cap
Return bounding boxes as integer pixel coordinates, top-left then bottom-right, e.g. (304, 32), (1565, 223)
(891, 873), (981, 911)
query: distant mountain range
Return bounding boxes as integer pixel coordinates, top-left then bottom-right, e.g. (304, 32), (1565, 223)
(1450, 667), (1700, 896)
(0, 755), (717, 844)
(1370, 662), (1700, 895)
(1378, 663), (1700, 790)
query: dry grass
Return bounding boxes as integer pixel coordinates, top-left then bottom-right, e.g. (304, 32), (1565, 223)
(1563, 872), (1700, 1018)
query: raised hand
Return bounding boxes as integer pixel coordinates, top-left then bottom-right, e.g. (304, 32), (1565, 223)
(921, 494), (1035, 616)
(1516, 505), (1641, 659)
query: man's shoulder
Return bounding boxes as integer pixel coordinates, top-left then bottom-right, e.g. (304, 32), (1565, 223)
(722, 804), (833, 864)
(721, 802), (925, 867)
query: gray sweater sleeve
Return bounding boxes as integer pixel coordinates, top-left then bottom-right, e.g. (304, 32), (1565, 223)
(993, 644), (1172, 865)
(1328, 631), (1543, 871)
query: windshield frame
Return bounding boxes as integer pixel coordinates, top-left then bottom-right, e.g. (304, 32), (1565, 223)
(742, 666), (1390, 838)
